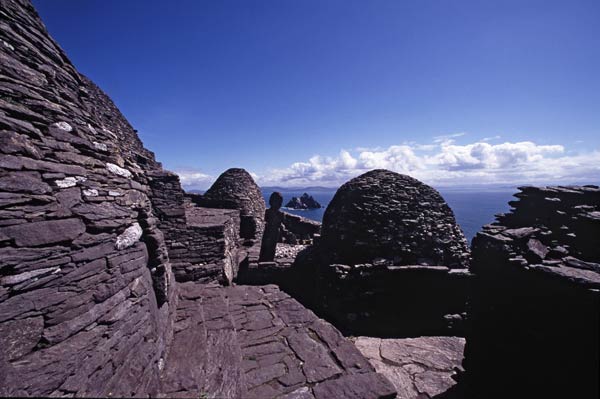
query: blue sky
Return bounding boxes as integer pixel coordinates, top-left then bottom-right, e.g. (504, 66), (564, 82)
(34, 0), (599, 188)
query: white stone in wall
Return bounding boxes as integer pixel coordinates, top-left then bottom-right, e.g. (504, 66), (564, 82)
(50, 121), (72, 133)
(106, 162), (132, 178)
(55, 176), (86, 188)
(102, 127), (118, 139)
(93, 141), (108, 151)
(3, 40), (15, 51)
(55, 177), (77, 188)
(83, 188), (99, 197)
(108, 190), (122, 196)
(87, 123), (97, 135)
(1, 267), (60, 285)
(115, 222), (143, 250)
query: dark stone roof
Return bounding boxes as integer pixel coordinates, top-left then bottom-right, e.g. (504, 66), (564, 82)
(320, 169), (470, 268)
(200, 168), (265, 220)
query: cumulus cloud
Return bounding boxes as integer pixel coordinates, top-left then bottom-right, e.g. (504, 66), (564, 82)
(174, 168), (212, 190)
(256, 139), (600, 187)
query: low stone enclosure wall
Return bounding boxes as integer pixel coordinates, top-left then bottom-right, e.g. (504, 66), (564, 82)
(281, 211), (321, 244)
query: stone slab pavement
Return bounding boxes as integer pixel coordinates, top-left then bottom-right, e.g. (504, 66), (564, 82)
(159, 282), (397, 399)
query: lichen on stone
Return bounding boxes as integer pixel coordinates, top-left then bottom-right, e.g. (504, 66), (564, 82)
(115, 223), (143, 250)
(106, 162), (132, 178)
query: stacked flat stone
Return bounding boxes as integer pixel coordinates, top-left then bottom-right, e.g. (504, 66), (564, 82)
(321, 169), (470, 268)
(466, 185), (600, 398)
(195, 168), (265, 239)
(472, 185), (600, 283)
(0, 0), (179, 395)
(0, 3), (397, 398)
(284, 170), (471, 337)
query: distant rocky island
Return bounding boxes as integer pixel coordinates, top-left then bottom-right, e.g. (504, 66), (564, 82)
(284, 192), (322, 209)
(0, 2), (598, 398)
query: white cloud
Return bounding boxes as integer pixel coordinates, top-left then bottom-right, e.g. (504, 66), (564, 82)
(482, 135), (501, 142)
(174, 169), (212, 190)
(256, 139), (600, 187)
(433, 132), (466, 143)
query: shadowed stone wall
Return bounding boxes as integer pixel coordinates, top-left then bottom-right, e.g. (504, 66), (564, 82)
(288, 170), (471, 337)
(321, 169), (470, 268)
(0, 1), (178, 395)
(465, 185), (600, 399)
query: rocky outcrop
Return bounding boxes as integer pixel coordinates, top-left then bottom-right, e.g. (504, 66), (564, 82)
(285, 193), (322, 209)
(190, 168), (265, 239)
(321, 169), (469, 268)
(0, 0), (177, 395)
(465, 185), (600, 399)
(288, 170), (471, 336)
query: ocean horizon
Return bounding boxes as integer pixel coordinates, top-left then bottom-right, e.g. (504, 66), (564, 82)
(262, 188), (515, 242)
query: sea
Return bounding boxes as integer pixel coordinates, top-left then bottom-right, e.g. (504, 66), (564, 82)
(261, 188), (516, 243)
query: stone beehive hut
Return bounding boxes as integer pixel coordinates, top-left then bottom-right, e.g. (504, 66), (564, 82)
(0, 0), (179, 394)
(194, 168), (265, 239)
(321, 169), (470, 268)
(0, 2), (398, 397)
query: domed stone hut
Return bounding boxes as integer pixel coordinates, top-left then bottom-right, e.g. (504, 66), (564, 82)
(192, 168), (265, 239)
(321, 169), (469, 268)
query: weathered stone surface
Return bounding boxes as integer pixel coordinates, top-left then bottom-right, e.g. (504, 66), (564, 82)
(115, 223), (143, 250)
(0, 1), (177, 396)
(106, 162), (132, 178)
(313, 373), (397, 399)
(0, 316), (44, 361)
(466, 185), (600, 398)
(353, 336), (465, 399)
(0, 171), (51, 194)
(1, 218), (85, 246)
(159, 283), (395, 398)
(191, 168), (265, 239)
(321, 169), (469, 268)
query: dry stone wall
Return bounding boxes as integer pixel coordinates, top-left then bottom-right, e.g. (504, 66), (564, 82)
(281, 211), (321, 244)
(288, 170), (471, 337)
(147, 171), (243, 284)
(465, 185), (600, 399)
(0, 1), (178, 395)
(321, 169), (470, 268)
